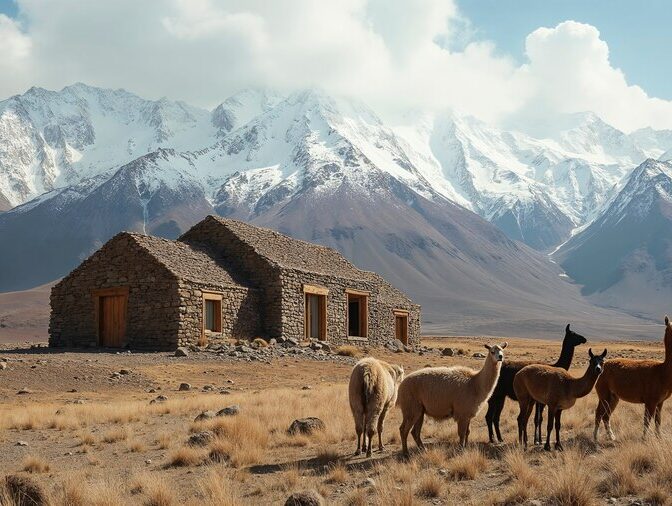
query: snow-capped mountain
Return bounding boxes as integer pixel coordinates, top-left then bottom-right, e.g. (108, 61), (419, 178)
(1, 83), (672, 334)
(555, 159), (672, 320)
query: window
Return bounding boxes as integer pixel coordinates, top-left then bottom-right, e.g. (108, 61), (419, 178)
(303, 285), (328, 340)
(346, 290), (368, 338)
(203, 293), (222, 333)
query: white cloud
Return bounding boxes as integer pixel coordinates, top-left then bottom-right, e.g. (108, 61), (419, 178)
(1, 3), (671, 132)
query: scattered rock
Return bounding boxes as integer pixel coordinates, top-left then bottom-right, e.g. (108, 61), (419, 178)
(473, 352), (486, 359)
(17, 388), (33, 395)
(194, 410), (216, 422)
(174, 347), (189, 357)
(16, 440), (29, 447)
(118, 369), (131, 375)
(0, 362), (7, 370)
(288, 417), (325, 435)
(286, 337), (300, 347)
(68, 389), (77, 393)
(178, 383), (192, 391)
(438, 468), (448, 477)
(235, 345), (254, 354)
(442, 348), (455, 357)
(284, 490), (324, 506)
(149, 395), (168, 404)
(188, 431), (215, 447)
(145, 459), (152, 465)
(216, 405), (240, 417)
(360, 478), (376, 488)
(202, 384), (215, 391)
(302, 385), (312, 390)
(310, 342), (322, 351)
(3, 475), (49, 506)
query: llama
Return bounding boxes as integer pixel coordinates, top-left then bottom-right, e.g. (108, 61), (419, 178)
(594, 316), (672, 441)
(485, 324), (586, 444)
(397, 342), (507, 456)
(514, 348), (607, 450)
(348, 357), (405, 457)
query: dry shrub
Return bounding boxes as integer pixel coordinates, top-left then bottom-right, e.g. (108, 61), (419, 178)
(503, 449), (540, 490)
(207, 440), (230, 464)
(326, 463), (349, 484)
(415, 473), (443, 498)
(345, 488), (369, 506)
(546, 451), (597, 506)
(197, 416), (269, 466)
(59, 476), (88, 506)
(128, 439), (147, 453)
(155, 431), (173, 449)
(167, 446), (205, 467)
(77, 431), (96, 446)
(315, 448), (340, 466)
(446, 448), (488, 480)
(140, 477), (175, 506)
(335, 345), (360, 357)
(102, 427), (129, 443)
(197, 470), (239, 506)
(2, 474), (49, 506)
(21, 455), (50, 474)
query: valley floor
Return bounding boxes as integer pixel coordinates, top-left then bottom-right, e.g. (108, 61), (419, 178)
(0, 337), (670, 505)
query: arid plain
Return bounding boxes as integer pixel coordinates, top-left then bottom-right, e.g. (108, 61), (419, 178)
(1, 335), (671, 505)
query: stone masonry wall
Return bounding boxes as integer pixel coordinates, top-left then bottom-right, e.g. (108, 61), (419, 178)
(49, 235), (181, 350)
(279, 268), (421, 347)
(176, 281), (261, 346)
(180, 217), (283, 338)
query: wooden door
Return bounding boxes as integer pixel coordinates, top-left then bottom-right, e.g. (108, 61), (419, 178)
(99, 295), (127, 347)
(395, 315), (408, 345)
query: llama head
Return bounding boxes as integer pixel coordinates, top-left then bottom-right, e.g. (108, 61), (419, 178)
(664, 316), (672, 349)
(588, 348), (608, 374)
(484, 342), (507, 362)
(564, 324), (587, 347)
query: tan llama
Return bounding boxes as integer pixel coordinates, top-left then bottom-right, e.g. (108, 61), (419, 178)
(348, 357), (404, 457)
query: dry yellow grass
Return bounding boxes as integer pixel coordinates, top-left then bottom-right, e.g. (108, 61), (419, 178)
(3, 336), (672, 504)
(21, 455), (50, 473)
(335, 345), (361, 357)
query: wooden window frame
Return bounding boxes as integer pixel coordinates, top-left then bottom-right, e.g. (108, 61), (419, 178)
(92, 286), (129, 347)
(202, 292), (223, 340)
(346, 289), (369, 340)
(303, 285), (328, 341)
(394, 309), (409, 345)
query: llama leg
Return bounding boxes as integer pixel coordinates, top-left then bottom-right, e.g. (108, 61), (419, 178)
(492, 395), (505, 443)
(365, 415), (378, 458)
(457, 417), (471, 447)
(534, 402), (545, 445)
(411, 410), (426, 450)
(377, 404), (390, 452)
(602, 395), (619, 441)
(544, 407), (555, 451)
(486, 399), (496, 444)
(655, 402), (663, 437)
(593, 399), (604, 441)
(400, 408), (422, 457)
(554, 410), (563, 451)
(644, 402), (657, 439)
(517, 399), (531, 448)
(354, 412), (364, 456)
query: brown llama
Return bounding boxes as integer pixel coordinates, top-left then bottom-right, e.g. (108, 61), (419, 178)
(594, 316), (672, 441)
(514, 348), (607, 450)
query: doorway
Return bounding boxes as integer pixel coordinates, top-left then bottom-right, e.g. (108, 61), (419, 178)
(305, 293), (326, 340)
(394, 311), (408, 345)
(99, 294), (127, 347)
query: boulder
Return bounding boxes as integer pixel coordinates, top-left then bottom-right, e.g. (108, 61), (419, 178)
(174, 347), (189, 357)
(216, 405), (240, 417)
(194, 410), (216, 422)
(288, 417), (325, 435)
(284, 490), (324, 506)
(178, 383), (191, 391)
(442, 348), (455, 357)
(188, 431), (215, 447)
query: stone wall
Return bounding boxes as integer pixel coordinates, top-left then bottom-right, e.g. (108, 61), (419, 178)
(279, 268), (421, 347)
(180, 218), (284, 337)
(49, 234), (182, 350)
(176, 281), (261, 346)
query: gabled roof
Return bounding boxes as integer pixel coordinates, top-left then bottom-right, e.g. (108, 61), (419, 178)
(127, 233), (248, 288)
(205, 216), (372, 281)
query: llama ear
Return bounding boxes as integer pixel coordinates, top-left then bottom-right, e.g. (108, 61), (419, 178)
(566, 324), (571, 332)
(601, 349), (607, 358)
(589, 348), (594, 358)
(484, 344), (491, 350)
(666, 315), (670, 326)
(501, 342), (508, 349)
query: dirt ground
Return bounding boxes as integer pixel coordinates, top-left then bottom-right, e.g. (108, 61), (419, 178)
(1, 335), (671, 505)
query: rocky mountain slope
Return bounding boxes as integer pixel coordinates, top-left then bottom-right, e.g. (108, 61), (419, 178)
(1, 84), (670, 335)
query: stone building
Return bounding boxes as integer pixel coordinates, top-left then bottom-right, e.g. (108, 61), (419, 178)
(49, 216), (421, 350)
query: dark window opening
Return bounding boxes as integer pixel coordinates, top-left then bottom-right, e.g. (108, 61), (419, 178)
(347, 292), (368, 338)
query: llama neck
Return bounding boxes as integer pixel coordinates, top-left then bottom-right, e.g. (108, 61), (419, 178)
(570, 366), (599, 399)
(553, 340), (575, 370)
(474, 356), (501, 398)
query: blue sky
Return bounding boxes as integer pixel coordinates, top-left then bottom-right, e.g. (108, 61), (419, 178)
(457, 0), (671, 99)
